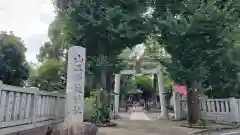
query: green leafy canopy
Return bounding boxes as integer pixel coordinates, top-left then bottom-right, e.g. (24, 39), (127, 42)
(0, 31), (29, 86)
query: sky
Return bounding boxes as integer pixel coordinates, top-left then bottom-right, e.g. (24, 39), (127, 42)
(0, 0), (146, 64)
(0, 0), (55, 63)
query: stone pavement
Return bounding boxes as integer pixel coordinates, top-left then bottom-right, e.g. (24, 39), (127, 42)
(129, 112), (151, 120)
(98, 107), (200, 135)
(98, 119), (199, 135)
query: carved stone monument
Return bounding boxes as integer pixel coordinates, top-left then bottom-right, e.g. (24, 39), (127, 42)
(65, 46), (86, 123)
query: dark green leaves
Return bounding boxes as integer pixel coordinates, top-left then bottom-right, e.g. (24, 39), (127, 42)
(154, 0), (240, 98)
(0, 32), (29, 86)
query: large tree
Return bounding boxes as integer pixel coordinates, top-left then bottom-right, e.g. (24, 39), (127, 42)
(37, 16), (66, 62)
(0, 32), (29, 86)
(33, 16), (68, 92)
(53, 0), (153, 121)
(153, 0), (240, 123)
(54, 0), (152, 76)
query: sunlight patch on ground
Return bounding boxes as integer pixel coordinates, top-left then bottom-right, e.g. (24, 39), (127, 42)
(129, 112), (151, 121)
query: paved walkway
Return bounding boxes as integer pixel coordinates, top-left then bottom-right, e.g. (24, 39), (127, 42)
(106, 107), (240, 135)
(98, 107), (201, 135)
(98, 119), (199, 135)
(129, 112), (151, 120)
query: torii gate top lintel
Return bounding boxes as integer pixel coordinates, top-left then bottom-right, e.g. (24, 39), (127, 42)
(119, 65), (163, 75)
(119, 56), (164, 75)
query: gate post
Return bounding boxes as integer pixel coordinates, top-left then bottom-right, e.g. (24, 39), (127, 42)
(229, 97), (239, 122)
(172, 88), (181, 120)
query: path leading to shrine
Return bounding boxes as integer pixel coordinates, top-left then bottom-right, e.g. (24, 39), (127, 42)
(129, 112), (151, 120)
(98, 107), (201, 135)
(129, 107), (151, 120)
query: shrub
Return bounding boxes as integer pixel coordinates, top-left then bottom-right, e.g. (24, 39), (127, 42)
(84, 91), (111, 123)
(84, 95), (97, 122)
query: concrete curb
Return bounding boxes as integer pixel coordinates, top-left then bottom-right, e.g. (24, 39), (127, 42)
(188, 124), (240, 135)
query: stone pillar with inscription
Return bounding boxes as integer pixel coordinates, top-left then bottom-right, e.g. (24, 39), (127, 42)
(65, 46), (86, 123)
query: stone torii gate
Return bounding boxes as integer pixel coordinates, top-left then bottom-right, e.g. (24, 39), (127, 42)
(113, 56), (168, 119)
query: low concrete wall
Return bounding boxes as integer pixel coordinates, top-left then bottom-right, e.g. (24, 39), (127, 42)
(8, 125), (50, 135)
(8, 122), (98, 135)
(52, 122), (98, 135)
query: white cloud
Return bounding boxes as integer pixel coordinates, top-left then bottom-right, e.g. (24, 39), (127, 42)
(0, 0), (55, 63)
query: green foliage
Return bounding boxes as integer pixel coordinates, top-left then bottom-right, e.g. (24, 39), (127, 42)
(33, 15), (68, 91)
(0, 31), (29, 86)
(118, 48), (133, 60)
(135, 75), (153, 91)
(143, 34), (173, 91)
(164, 73), (173, 90)
(151, 0), (240, 123)
(97, 99), (111, 123)
(37, 15), (66, 62)
(154, 0), (240, 97)
(84, 91), (111, 123)
(37, 42), (64, 63)
(51, 0), (155, 123)
(53, 0), (154, 92)
(135, 75), (154, 100)
(28, 59), (65, 91)
(144, 35), (162, 58)
(57, 0), (152, 57)
(84, 95), (98, 122)
(120, 75), (136, 97)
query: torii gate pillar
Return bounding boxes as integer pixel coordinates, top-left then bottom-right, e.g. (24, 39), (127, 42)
(157, 71), (168, 119)
(113, 74), (121, 117)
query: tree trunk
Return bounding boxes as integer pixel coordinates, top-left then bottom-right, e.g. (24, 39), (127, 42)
(100, 63), (113, 122)
(106, 71), (112, 119)
(100, 64), (110, 123)
(153, 74), (158, 107)
(93, 80), (97, 90)
(186, 79), (199, 124)
(101, 68), (107, 90)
